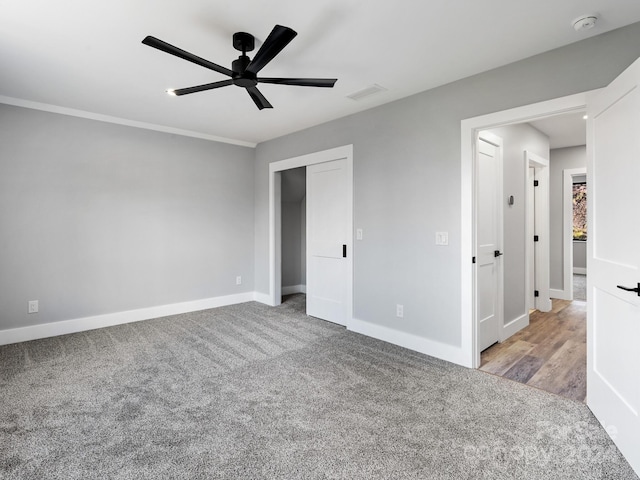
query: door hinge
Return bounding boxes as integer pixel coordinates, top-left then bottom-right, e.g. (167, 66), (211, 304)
(534, 290), (539, 297)
(472, 256), (476, 264)
(534, 235), (539, 242)
(534, 180), (539, 187)
(343, 244), (347, 258)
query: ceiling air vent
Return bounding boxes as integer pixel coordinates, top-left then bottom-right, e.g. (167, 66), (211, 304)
(346, 84), (387, 101)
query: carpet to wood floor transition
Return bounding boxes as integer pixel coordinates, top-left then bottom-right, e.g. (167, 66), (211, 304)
(0, 294), (636, 479)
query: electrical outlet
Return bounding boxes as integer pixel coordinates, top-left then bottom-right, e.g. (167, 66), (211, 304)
(28, 300), (39, 314)
(236, 276), (242, 285)
(396, 304), (404, 318)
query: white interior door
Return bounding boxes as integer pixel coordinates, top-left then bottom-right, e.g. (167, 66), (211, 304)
(587, 57), (640, 476)
(307, 159), (349, 325)
(527, 166), (536, 310)
(476, 133), (503, 351)
(526, 151), (552, 312)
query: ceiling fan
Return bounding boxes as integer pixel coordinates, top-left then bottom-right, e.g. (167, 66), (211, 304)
(142, 25), (337, 110)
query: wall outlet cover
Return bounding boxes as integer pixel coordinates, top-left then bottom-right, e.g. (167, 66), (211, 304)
(28, 300), (39, 314)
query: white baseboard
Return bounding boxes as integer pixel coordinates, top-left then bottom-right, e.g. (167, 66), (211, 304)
(282, 284), (307, 295)
(500, 313), (529, 342)
(348, 318), (468, 367)
(2, 294), (473, 370)
(536, 297), (553, 312)
(0, 292), (255, 347)
(253, 292), (272, 305)
(573, 268), (587, 275)
(550, 288), (571, 300)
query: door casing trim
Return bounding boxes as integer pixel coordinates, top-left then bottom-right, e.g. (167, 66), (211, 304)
(461, 92), (594, 368)
(268, 145), (354, 328)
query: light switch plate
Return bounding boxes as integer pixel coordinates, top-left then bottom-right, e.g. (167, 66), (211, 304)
(436, 232), (449, 246)
(356, 229), (363, 240)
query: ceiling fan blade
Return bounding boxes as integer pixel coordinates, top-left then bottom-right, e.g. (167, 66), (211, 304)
(142, 36), (233, 77)
(171, 80), (234, 96)
(258, 77), (337, 88)
(246, 86), (273, 110)
(245, 25), (297, 75)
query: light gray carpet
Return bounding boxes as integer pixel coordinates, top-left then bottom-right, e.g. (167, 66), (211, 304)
(574, 274), (587, 301)
(1, 294), (636, 479)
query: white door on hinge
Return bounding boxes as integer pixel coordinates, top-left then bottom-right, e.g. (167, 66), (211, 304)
(476, 132), (503, 351)
(527, 167), (536, 310)
(307, 159), (349, 325)
(587, 57), (640, 476)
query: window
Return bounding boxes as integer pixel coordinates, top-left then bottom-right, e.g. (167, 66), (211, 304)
(573, 182), (587, 240)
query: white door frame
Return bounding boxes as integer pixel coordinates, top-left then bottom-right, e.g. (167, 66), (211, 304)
(525, 150), (552, 313)
(461, 92), (594, 368)
(268, 145), (354, 321)
(560, 168), (587, 300)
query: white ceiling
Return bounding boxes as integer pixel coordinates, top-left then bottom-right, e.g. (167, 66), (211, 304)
(529, 111), (587, 149)
(2, 1), (640, 146)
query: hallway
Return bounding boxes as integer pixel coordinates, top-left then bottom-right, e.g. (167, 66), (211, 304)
(479, 299), (586, 402)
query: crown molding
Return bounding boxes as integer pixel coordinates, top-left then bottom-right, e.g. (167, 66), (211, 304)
(0, 95), (257, 148)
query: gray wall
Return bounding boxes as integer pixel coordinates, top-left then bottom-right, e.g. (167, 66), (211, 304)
(574, 241), (587, 270)
(280, 167), (306, 288)
(254, 22), (640, 348)
(281, 202), (303, 287)
(485, 124), (549, 325)
(0, 105), (255, 331)
(549, 146), (587, 290)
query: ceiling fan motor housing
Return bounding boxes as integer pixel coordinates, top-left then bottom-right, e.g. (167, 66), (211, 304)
(233, 32), (255, 52)
(231, 32), (258, 87)
(232, 55), (257, 87)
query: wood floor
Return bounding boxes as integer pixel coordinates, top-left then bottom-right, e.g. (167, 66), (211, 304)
(479, 299), (586, 402)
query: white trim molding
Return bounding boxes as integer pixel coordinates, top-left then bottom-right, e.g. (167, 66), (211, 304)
(349, 318), (468, 367)
(282, 284), (307, 295)
(0, 292), (255, 346)
(268, 145), (354, 327)
(500, 313), (529, 341)
(573, 267), (588, 275)
(550, 288), (572, 301)
(0, 95), (256, 148)
(253, 292), (272, 305)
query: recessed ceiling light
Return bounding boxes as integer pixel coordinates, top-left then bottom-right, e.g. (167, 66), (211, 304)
(572, 15), (598, 32)
(166, 89), (177, 96)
